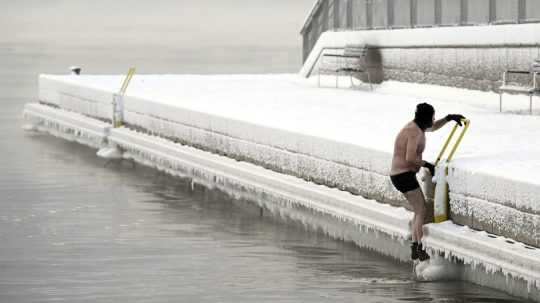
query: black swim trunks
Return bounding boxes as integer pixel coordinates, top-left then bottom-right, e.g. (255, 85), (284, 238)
(390, 171), (420, 193)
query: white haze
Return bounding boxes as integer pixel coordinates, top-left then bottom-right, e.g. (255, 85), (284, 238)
(1, 0), (314, 47)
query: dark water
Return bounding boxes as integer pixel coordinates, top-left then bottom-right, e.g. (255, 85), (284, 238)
(0, 1), (524, 302)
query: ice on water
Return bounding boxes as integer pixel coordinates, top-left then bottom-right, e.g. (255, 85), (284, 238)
(414, 257), (461, 282)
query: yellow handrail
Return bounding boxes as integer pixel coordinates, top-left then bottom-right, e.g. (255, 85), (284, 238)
(113, 67), (136, 128)
(434, 123), (459, 166)
(446, 119), (470, 162)
(433, 118), (470, 223)
(119, 67), (136, 95)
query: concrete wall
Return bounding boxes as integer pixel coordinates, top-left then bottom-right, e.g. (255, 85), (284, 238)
(380, 46), (540, 91)
(318, 45), (540, 91)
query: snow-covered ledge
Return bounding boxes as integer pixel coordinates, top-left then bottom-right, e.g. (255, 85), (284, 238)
(22, 103), (110, 149)
(37, 74), (404, 204)
(300, 24), (540, 91)
(34, 74), (540, 249)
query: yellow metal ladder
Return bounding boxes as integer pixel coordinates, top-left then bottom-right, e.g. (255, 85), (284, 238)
(113, 67), (136, 128)
(433, 119), (470, 223)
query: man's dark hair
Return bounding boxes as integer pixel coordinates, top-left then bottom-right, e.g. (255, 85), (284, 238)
(414, 102), (435, 130)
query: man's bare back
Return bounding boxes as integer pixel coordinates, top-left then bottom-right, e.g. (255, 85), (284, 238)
(390, 121), (425, 176)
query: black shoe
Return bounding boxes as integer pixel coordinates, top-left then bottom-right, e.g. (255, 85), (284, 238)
(417, 244), (430, 261)
(411, 242), (419, 260)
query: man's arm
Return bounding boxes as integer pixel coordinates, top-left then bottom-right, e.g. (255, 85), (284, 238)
(427, 118), (448, 132)
(427, 114), (466, 132)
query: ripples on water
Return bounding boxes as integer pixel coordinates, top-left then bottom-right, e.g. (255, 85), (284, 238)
(0, 1), (525, 301)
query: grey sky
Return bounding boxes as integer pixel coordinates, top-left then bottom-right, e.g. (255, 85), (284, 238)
(2, 0), (315, 47)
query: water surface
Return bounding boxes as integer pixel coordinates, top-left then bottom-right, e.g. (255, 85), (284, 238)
(0, 1), (524, 302)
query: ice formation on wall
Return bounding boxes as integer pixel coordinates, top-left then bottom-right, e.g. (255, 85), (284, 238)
(23, 103), (109, 149)
(35, 74), (540, 247)
(22, 102), (540, 301)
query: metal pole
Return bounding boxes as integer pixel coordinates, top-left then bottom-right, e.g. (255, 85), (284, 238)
(347, 0), (353, 29)
(410, 0), (417, 27)
(387, 0), (394, 28)
(518, 0), (526, 23)
(446, 120), (471, 162)
(435, 123), (459, 166)
(435, 0), (442, 25)
(460, 0), (467, 25)
(363, 0), (370, 29)
(489, 0), (496, 24)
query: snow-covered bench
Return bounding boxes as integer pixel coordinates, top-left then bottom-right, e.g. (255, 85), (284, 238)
(318, 44), (372, 90)
(499, 62), (540, 114)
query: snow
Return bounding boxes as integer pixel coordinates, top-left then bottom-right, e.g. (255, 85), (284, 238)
(433, 162), (449, 221)
(33, 74), (540, 257)
(37, 73), (540, 214)
(96, 146), (123, 159)
(424, 221), (540, 296)
(414, 257), (461, 281)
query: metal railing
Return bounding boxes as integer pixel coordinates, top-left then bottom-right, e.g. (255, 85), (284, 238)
(302, 0), (540, 62)
(305, 46), (345, 77)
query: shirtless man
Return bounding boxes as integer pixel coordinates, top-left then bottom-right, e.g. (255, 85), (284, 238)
(390, 103), (465, 261)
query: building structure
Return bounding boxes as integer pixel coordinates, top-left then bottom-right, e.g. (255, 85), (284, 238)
(300, 0), (540, 91)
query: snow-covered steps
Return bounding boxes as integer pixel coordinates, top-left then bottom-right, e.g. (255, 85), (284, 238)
(22, 103), (110, 149)
(424, 221), (540, 301)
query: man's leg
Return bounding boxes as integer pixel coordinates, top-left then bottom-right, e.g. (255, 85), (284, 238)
(404, 188), (426, 241)
(410, 213), (418, 242)
(404, 188), (429, 261)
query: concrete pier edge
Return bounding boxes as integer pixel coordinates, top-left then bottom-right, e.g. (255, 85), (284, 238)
(23, 102), (540, 301)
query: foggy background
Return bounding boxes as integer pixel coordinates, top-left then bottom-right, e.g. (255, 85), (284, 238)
(1, 0), (314, 74)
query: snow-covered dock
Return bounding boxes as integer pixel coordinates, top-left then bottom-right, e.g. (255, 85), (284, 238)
(24, 73), (540, 301)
